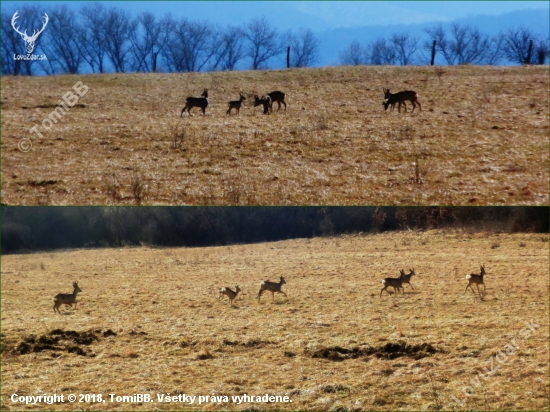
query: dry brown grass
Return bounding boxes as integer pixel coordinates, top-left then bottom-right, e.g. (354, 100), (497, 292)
(1, 65), (548, 205)
(1, 230), (548, 410)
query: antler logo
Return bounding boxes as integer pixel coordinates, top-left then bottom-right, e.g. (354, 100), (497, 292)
(11, 10), (49, 55)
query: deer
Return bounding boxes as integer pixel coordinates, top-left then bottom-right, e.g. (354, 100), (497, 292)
(12, 11), (49, 55)
(465, 265), (486, 295)
(380, 270), (406, 297)
(402, 268), (416, 290)
(53, 281), (82, 314)
(383, 88), (421, 113)
(226, 93), (246, 116)
(219, 285), (241, 306)
(257, 276), (287, 301)
(181, 89), (209, 117)
(254, 94), (272, 115)
(266, 91), (286, 113)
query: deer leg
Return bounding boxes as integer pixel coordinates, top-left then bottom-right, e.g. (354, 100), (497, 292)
(380, 287), (387, 297)
(257, 289), (264, 300)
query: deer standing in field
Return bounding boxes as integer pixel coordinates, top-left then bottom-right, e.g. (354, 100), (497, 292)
(383, 88), (421, 113)
(380, 270), (406, 297)
(465, 265), (486, 295)
(265, 91), (286, 113)
(181, 89), (209, 117)
(219, 285), (241, 306)
(53, 281), (82, 313)
(254, 94), (272, 114)
(402, 268), (416, 290)
(257, 276), (287, 301)
(226, 93), (246, 116)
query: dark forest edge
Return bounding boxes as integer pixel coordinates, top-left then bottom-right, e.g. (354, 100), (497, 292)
(1, 207), (548, 254)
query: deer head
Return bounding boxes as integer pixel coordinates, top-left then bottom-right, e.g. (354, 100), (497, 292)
(11, 11), (49, 54)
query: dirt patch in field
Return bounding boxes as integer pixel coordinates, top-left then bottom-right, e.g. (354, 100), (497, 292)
(6, 328), (117, 357)
(309, 341), (442, 361)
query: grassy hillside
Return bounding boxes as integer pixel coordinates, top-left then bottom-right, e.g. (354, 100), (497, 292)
(1, 65), (548, 205)
(1, 230), (548, 410)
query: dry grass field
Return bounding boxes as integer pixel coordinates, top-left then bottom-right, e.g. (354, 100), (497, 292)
(1, 230), (548, 411)
(1, 65), (548, 205)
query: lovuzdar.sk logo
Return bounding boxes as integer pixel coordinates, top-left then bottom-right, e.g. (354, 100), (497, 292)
(11, 10), (49, 61)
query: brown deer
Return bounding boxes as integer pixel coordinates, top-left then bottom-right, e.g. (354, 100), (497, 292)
(226, 93), (246, 116)
(53, 281), (82, 313)
(257, 276), (287, 301)
(254, 94), (272, 114)
(266, 91), (286, 113)
(219, 285), (241, 306)
(465, 265), (486, 295)
(380, 270), (406, 297)
(402, 268), (416, 290)
(383, 88), (421, 113)
(181, 89), (209, 117)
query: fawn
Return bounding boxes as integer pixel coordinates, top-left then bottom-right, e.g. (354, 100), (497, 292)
(226, 93), (246, 116)
(465, 265), (486, 295)
(219, 285), (241, 305)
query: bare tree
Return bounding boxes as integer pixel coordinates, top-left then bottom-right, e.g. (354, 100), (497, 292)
(286, 28), (320, 68)
(390, 33), (418, 66)
(535, 36), (549, 65)
(503, 26), (537, 65)
(338, 41), (367, 66)
(209, 25), (246, 71)
(425, 23), (490, 65)
(80, 3), (108, 73)
(129, 12), (174, 72)
(102, 7), (135, 72)
(163, 19), (215, 72)
(244, 17), (283, 70)
(41, 5), (85, 74)
(367, 38), (396, 65)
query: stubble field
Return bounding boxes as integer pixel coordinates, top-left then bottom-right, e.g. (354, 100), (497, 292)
(1, 65), (548, 205)
(1, 230), (548, 410)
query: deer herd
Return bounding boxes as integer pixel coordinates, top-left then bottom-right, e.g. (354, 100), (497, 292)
(180, 88), (419, 117)
(53, 265), (487, 313)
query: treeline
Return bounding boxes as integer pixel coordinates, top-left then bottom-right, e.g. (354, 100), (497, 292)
(3, 4), (549, 76)
(338, 23), (549, 66)
(2, 3), (319, 76)
(2, 207), (547, 254)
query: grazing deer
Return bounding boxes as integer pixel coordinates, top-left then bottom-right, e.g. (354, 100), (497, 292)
(219, 285), (241, 305)
(254, 94), (272, 114)
(226, 93), (246, 116)
(402, 268), (416, 290)
(380, 270), (406, 297)
(266, 91), (286, 113)
(53, 281), (82, 313)
(257, 276), (287, 301)
(465, 265), (486, 295)
(181, 89), (209, 117)
(383, 88), (421, 113)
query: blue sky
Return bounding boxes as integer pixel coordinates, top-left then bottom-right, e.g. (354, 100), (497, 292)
(2, 1), (549, 32)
